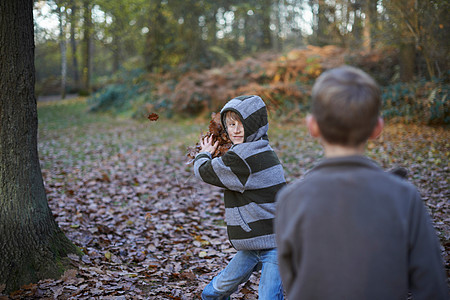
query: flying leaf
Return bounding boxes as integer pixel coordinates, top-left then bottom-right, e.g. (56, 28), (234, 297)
(147, 113), (159, 121)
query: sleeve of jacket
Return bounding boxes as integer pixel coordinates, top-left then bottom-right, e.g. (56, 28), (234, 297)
(275, 188), (296, 294)
(194, 150), (250, 193)
(407, 188), (448, 299)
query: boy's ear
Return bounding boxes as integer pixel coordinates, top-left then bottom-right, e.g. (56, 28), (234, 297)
(369, 117), (384, 140)
(306, 114), (321, 138)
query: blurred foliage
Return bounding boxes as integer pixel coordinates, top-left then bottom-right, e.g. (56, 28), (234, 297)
(87, 46), (449, 125)
(382, 79), (449, 125)
(88, 69), (150, 115)
(34, 0), (449, 97)
(87, 68), (176, 119)
(345, 48), (399, 86)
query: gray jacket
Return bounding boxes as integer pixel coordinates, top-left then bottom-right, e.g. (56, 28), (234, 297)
(195, 95), (286, 250)
(275, 155), (448, 299)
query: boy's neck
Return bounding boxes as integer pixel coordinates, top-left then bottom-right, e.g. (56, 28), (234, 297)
(322, 140), (366, 158)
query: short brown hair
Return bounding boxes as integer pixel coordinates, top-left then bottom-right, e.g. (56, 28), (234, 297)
(311, 66), (381, 146)
(225, 111), (241, 123)
(223, 110), (242, 130)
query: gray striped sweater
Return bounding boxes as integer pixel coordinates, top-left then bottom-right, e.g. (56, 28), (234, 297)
(194, 95), (286, 250)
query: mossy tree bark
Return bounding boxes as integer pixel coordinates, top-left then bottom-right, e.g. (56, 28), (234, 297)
(0, 0), (80, 293)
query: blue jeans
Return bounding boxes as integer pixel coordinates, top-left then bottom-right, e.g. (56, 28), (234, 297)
(201, 249), (284, 300)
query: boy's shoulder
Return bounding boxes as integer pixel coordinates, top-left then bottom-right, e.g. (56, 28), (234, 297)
(277, 156), (416, 205)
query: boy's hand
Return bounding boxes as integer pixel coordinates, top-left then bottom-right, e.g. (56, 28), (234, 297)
(200, 135), (219, 155)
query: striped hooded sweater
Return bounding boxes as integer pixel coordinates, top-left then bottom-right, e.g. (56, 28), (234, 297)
(194, 95), (286, 250)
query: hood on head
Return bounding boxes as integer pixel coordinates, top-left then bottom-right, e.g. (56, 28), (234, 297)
(220, 95), (269, 143)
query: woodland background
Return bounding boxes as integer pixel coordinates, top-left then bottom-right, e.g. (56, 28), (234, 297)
(1, 0), (447, 299)
(34, 0), (449, 124)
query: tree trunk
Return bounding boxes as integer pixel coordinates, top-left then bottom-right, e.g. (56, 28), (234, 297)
(0, 0), (79, 293)
(244, 12), (252, 52)
(366, 0), (378, 50)
(206, 8), (217, 46)
(399, 40), (416, 82)
(314, 0), (329, 46)
(82, 0), (92, 94)
(144, 1), (164, 72)
(351, 1), (364, 48)
(70, 0), (80, 91)
(272, 0), (282, 51)
(111, 6), (125, 74)
(184, 2), (204, 64)
(58, 3), (67, 99)
(260, 0), (273, 50)
(394, 0), (417, 82)
(112, 32), (121, 73)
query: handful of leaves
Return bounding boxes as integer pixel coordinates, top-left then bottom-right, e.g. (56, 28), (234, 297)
(187, 112), (232, 163)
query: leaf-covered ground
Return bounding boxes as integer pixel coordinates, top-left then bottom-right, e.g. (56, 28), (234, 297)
(3, 98), (449, 299)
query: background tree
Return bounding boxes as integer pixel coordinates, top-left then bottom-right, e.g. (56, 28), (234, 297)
(96, 0), (137, 73)
(33, 0), (449, 91)
(81, 0), (92, 94)
(350, 0), (364, 48)
(69, 0), (80, 91)
(309, 0), (335, 46)
(0, 0), (79, 293)
(382, 0), (449, 80)
(57, 0), (67, 98)
(365, 0), (379, 50)
(143, 0), (171, 72)
(383, 0), (417, 81)
(174, 0), (208, 65)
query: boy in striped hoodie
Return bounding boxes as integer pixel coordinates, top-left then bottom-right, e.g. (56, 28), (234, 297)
(194, 95), (286, 299)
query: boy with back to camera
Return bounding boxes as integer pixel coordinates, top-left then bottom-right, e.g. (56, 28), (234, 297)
(275, 66), (448, 299)
(194, 95), (286, 299)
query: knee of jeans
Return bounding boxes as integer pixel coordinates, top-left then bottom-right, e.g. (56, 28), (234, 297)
(201, 283), (231, 300)
(213, 277), (232, 293)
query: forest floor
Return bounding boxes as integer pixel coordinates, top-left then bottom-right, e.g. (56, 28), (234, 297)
(3, 97), (449, 299)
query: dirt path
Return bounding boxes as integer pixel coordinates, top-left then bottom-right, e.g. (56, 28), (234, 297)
(37, 94), (79, 102)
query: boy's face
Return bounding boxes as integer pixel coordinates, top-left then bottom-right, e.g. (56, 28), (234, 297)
(225, 115), (244, 144)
